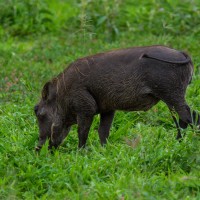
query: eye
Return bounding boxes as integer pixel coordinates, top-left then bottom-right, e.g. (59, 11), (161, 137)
(37, 107), (46, 119)
(34, 105), (39, 114)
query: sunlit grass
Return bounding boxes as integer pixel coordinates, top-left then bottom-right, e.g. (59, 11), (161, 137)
(0, 1), (200, 199)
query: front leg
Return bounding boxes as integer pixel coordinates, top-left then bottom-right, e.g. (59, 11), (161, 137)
(77, 114), (94, 148)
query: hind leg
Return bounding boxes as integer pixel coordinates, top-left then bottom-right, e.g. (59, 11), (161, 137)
(177, 109), (200, 138)
(190, 110), (200, 128)
(175, 104), (200, 126)
(171, 103), (192, 139)
(170, 108), (190, 139)
(170, 109), (182, 139)
(167, 100), (200, 139)
(98, 111), (115, 145)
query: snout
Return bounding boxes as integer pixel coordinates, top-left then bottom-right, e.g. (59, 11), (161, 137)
(49, 125), (71, 149)
(35, 125), (71, 151)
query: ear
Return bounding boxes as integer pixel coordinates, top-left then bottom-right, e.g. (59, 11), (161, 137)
(42, 81), (57, 101)
(42, 81), (51, 100)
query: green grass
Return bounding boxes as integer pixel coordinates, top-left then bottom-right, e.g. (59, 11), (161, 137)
(0, 1), (200, 199)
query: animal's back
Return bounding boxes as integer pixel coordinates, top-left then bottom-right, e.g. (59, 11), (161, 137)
(65, 45), (193, 112)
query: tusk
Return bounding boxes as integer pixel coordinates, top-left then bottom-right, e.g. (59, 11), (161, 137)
(51, 123), (55, 143)
(35, 146), (41, 151)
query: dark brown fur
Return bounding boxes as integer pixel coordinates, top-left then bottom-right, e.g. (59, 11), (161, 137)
(34, 45), (200, 150)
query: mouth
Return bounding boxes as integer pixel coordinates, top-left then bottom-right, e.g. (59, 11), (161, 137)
(35, 126), (71, 151)
(35, 142), (58, 152)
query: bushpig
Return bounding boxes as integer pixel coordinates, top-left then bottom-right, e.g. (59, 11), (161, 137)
(34, 45), (200, 150)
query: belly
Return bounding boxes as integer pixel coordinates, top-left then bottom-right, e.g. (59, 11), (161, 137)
(99, 94), (159, 112)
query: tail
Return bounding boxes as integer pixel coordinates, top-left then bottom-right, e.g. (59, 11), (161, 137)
(141, 51), (191, 64)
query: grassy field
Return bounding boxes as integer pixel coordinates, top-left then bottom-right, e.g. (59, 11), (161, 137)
(0, 0), (200, 199)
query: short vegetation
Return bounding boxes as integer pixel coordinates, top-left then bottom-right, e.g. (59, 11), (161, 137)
(0, 0), (200, 199)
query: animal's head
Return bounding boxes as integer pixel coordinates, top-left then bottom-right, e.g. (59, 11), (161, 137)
(34, 81), (70, 151)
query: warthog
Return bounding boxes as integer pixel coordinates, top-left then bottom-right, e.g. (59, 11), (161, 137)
(34, 45), (199, 150)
